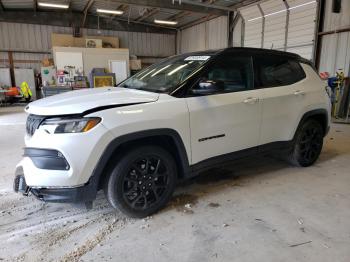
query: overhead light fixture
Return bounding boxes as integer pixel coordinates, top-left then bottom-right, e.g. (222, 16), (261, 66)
(38, 2), (69, 9)
(247, 0), (316, 22)
(96, 8), (124, 15)
(154, 19), (178, 25)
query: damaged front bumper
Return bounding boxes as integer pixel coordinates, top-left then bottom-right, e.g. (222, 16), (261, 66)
(13, 174), (97, 203)
(13, 174), (30, 195)
(13, 148), (99, 204)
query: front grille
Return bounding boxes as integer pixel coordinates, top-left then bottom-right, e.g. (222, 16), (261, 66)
(26, 114), (46, 136)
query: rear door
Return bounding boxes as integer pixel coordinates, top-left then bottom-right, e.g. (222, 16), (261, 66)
(253, 54), (307, 145)
(185, 53), (263, 164)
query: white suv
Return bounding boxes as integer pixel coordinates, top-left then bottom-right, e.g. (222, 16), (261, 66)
(14, 48), (331, 217)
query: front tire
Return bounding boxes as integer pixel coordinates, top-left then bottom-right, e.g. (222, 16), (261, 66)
(105, 146), (177, 218)
(288, 119), (324, 167)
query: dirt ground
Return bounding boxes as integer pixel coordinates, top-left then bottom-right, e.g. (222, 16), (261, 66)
(1, 106), (350, 262)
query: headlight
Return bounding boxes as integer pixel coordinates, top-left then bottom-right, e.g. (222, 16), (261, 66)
(41, 117), (101, 134)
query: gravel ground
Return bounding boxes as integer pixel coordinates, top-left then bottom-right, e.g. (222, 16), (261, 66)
(1, 106), (350, 262)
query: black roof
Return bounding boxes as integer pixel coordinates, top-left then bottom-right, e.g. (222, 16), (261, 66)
(184, 47), (299, 58)
(179, 47), (313, 66)
(225, 47), (301, 57)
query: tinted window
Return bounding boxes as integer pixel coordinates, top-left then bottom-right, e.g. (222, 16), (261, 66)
(254, 55), (306, 88)
(199, 55), (253, 93)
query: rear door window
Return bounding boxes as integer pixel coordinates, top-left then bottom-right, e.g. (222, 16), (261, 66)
(254, 55), (306, 88)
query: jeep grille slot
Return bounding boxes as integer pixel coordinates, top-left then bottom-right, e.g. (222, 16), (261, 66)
(26, 115), (46, 136)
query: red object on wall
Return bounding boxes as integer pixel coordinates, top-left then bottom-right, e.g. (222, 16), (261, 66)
(319, 72), (330, 80)
(5, 87), (20, 97)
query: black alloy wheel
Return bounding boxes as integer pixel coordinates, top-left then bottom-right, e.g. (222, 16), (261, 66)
(122, 156), (169, 210)
(105, 146), (177, 218)
(288, 120), (324, 167)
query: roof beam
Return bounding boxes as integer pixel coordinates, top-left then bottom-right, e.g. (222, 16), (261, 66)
(67, 0), (72, 11)
(0, 0), (5, 11)
(33, 0), (37, 12)
(231, 11), (241, 30)
(167, 11), (192, 21)
(0, 10), (176, 34)
(135, 8), (159, 22)
(229, 0), (262, 9)
(179, 0), (254, 30)
(117, 4), (129, 12)
(108, 4), (129, 22)
(81, 0), (94, 27)
(180, 14), (219, 29)
(98, 0), (230, 15)
(202, 0), (218, 4)
(178, 0), (233, 11)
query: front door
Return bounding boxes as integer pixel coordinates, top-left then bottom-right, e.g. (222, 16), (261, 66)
(185, 54), (263, 164)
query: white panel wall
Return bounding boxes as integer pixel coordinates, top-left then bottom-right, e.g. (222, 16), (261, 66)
(83, 27), (175, 57)
(238, 0), (318, 60)
(179, 16), (228, 53)
(232, 15), (243, 47)
(240, 5), (263, 48)
(207, 16), (228, 50)
(260, 0), (286, 49)
(319, 0), (350, 76)
(0, 22), (176, 73)
(180, 22), (206, 52)
(0, 22), (71, 52)
(323, 0), (350, 32)
(0, 22), (175, 57)
(286, 0), (317, 60)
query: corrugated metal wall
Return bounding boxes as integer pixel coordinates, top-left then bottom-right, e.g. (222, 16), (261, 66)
(286, 0), (317, 59)
(0, 51), (51, 75)
(319, 0), (350, 76)
(179, 22), (207, 52)
(240, 5), (263, 48)
(261, 0), (286, 49)
(238, 0), (318, 60)
(178, 16), (228, 53)
(232, 15), (243, 47)
(0, 22), (176, 72)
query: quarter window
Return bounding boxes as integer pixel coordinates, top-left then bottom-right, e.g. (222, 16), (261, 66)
(254, 55), (306, 88)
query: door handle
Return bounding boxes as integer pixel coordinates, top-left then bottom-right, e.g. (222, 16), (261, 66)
(294, 90), (305, 96)
(243, 97), (259, 104)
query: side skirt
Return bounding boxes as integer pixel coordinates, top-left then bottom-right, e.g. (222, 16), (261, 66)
(188, 140), (294, 177)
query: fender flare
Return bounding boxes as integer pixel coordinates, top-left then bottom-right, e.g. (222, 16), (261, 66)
(87, 128), (191, 199)
(293, 109), (329, 139)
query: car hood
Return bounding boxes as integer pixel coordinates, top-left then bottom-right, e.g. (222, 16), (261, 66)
(26, 87), (159, 116)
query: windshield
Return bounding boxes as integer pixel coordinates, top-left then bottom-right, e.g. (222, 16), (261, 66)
(119, 54), (211, 93)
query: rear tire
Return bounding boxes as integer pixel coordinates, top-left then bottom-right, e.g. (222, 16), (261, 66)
(288, 119), (324, 167)
(105, 145), (177, 218)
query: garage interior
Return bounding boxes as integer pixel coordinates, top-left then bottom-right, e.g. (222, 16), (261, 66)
(1, 0), (350, 261)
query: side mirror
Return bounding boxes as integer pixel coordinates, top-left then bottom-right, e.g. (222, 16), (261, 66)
(191, 79), (224, 95)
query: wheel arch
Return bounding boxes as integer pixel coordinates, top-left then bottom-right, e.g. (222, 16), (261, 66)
(88, 129), (191, 194)
(294, 109), (329, 139)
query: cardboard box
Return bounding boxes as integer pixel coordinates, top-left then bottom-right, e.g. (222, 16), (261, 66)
(42, 58), (54, 67)
(86, 39), (102, 48)
(130, 59), (142, 70)
(52, 33), (119, 48)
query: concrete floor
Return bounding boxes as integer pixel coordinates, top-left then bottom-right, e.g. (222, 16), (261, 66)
(1, 106), (350, 262)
